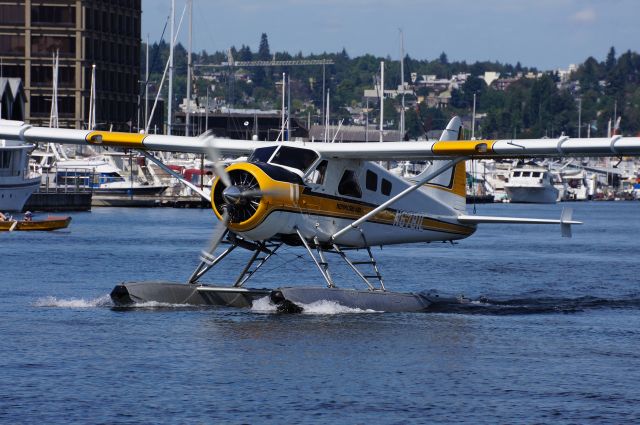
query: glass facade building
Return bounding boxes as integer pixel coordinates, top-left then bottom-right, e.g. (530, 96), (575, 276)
(0, 0), (141, 130)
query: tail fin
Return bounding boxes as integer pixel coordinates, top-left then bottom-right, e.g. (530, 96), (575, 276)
(440, 116), (467, 199)
(414, 116), (466, 198)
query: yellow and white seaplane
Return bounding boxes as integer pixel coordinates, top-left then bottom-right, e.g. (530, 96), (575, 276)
(2, 117), (640, 312)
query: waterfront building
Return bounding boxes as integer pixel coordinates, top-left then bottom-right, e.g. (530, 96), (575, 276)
(0, 0), (141, 130)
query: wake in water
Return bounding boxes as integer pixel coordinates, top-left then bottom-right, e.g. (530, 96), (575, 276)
(32, 293), (640, 315)
(251, 296), (378, 315)
(33, 295), (199, 309)
(33, 295), (113, 308)
(422, 293), (640, 315)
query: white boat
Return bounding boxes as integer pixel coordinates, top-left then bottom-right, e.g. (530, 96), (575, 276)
(560, 169), (590, 201)
(505, 164), (560, 204)
(0, 139), (41, 211)
(33, 150), (167, 196)
(466, 159), (510, 202)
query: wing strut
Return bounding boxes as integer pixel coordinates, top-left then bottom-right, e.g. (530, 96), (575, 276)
(139, 150), (211, 202)
(331, 158), (464, 241)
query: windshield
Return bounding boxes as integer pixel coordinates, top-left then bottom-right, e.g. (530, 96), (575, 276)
(270, 146), (318, 172)
(248, 146), (277, 163)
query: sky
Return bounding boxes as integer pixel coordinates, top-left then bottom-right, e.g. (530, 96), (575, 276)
(141, 0), (640, 71)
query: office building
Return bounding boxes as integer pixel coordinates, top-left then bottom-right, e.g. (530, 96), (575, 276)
(0, 0), (141, 130)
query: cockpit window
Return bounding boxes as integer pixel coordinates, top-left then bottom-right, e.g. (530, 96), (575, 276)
(248, 146), (277, 163)
(338, 169), (362, 198)
(270, 146), (318, 172)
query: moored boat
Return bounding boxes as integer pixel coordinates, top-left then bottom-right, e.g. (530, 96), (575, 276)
(0, 139), (41, 211)
(505, 163), (560, 203)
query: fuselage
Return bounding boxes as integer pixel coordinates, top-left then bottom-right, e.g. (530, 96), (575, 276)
(211, 144), (476, 247)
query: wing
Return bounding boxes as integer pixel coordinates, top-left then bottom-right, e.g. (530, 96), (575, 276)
(1, 119), (640, 159)
(0, 120), (261, 156)
(307, 135), (640, 160)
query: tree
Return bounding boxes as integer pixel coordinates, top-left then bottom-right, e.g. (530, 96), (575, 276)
(576, 56), (603, 92)
(439, 51), (448, 65)
(254, 33), (271, 85)
(258, 33), (270, 60)
(605, 46), (617, 71)
(515, 61), (523, 73)
(238, 45), (252, 62)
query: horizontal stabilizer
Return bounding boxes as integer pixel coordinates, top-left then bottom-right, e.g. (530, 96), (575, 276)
(458, 208), (581, 238)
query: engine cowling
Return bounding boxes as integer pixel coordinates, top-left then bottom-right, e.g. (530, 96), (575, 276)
(210, 162), (301, 234)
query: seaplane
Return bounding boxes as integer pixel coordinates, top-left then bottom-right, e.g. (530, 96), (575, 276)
(2, 117), (640, 312)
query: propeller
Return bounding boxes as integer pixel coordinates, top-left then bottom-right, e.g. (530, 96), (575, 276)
(196, 131), (291, 264)
(199, 130), (232, 188)
(200, 207), (230, 265)
(213, 168), (262, 223)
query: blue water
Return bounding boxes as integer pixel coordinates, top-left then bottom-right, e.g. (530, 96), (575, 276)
(1, 202), (640, 424)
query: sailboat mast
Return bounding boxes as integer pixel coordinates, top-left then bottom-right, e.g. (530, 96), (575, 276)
(185, 0), (192, 137)
(471, 92), (476, 139)
(399, 29), (405, 139)
(287, 75), (291, 141)
(281, 72), (286, 141)
(145, 34), (149, 131)
(89, 64), (96, 130)
(379, 61), (384, 143)
(49, 51), (59, 129)
(324, 89), (330, 142)
(168, 0), (175, 135)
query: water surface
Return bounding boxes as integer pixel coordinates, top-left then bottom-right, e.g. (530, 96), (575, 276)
(1, 202), (639, 423)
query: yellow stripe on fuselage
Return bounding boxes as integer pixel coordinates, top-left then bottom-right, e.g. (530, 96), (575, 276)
(278, 192), (473, 235)
(296, 191), (473, 235)
(85, 131), (147, 148)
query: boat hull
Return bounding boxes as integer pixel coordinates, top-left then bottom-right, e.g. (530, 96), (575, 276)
(92, 185), (168, 196)
(0, 178), (41, 211)
(505, 186), (559, 203)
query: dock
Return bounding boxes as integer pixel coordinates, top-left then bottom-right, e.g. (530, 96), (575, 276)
(24, 189), (92, 212)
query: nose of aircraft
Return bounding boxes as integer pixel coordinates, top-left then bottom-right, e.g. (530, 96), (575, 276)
(222, 185), (245, 205)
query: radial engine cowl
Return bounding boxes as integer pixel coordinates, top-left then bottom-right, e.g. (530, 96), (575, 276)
(212, 168), (263, 224)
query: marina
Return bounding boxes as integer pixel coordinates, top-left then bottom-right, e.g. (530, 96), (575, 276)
(1, 0), (640, 422)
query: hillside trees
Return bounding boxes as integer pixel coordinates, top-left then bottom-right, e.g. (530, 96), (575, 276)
(142, 38), (640, 138)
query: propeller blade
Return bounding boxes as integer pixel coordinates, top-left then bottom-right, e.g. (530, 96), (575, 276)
(200, 209), (230, 265)
(199, 130), (232, 188)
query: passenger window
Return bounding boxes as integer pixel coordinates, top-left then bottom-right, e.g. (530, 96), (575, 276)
(381, 178), (392, 196)
(522, 172), (531, 177)
(532, 172), (540, 177)
(365, 170), (378, 191)
(513, 171), (521, 177)
(338, 170), (362, 198)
